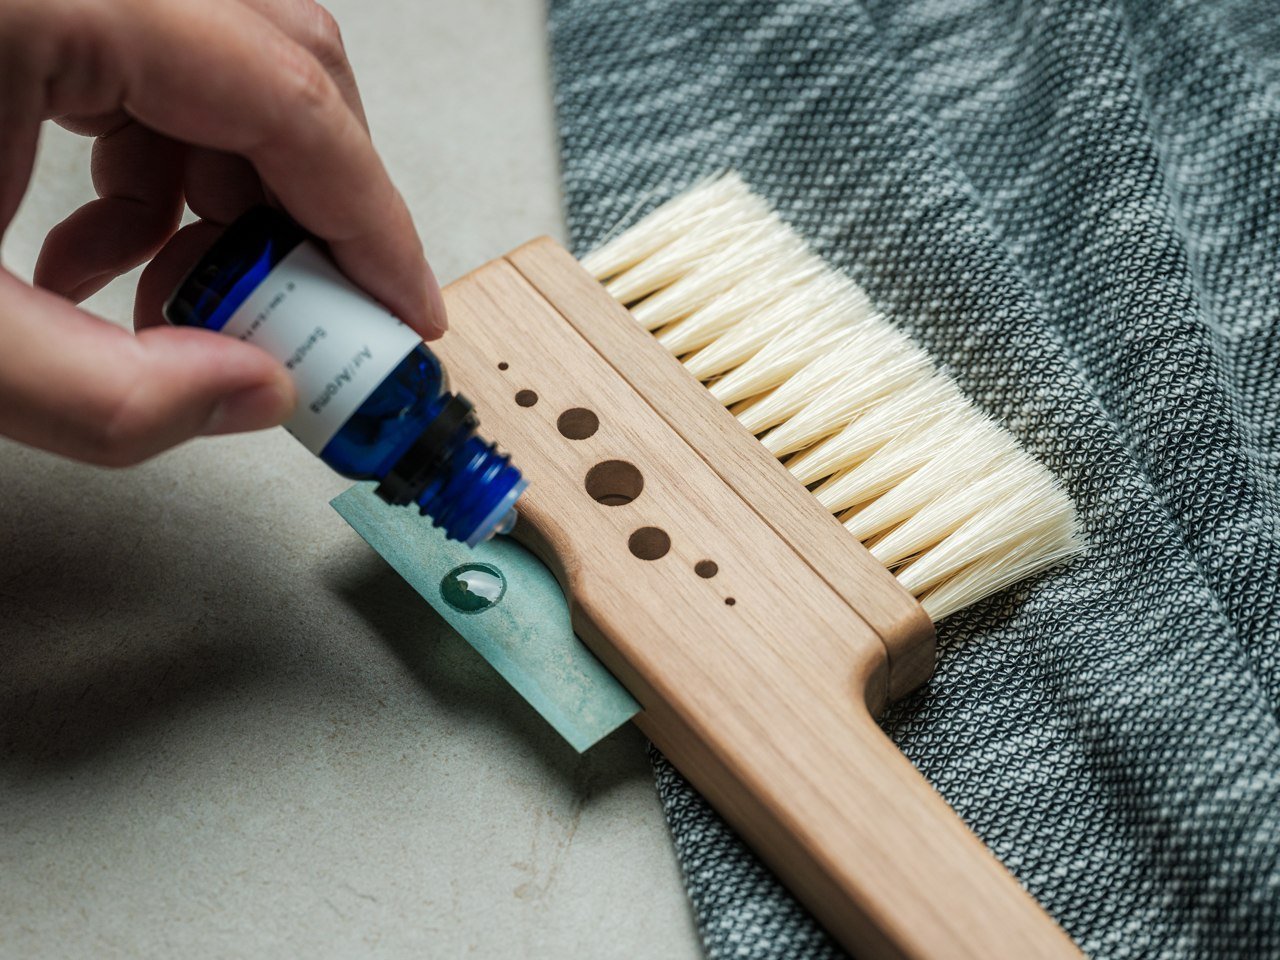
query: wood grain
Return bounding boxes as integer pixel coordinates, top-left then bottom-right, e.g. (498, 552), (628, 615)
(430, 246), (1084, 960)
(506, 238), (935, 701)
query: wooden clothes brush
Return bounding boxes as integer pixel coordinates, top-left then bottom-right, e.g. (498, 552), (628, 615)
(429, 173), (1085, 960)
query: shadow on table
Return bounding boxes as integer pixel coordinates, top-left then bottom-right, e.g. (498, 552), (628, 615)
(0, 561), (275, 774)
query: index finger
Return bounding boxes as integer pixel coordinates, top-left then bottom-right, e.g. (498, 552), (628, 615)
(91, 0), (446, 337)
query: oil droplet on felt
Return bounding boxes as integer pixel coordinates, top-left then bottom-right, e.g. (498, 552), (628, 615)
(441, 563), (507, 613)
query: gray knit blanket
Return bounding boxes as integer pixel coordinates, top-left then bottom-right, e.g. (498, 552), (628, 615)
(548, 2), (1280, 957)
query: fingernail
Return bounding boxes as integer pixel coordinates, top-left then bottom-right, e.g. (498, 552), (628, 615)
(423, 259), (448, 338)
(203, 379), (296, 436)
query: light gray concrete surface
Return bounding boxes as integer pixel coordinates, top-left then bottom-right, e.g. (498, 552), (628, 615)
(0, 2), (703, 958)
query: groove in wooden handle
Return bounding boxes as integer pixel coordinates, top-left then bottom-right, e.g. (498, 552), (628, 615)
(431, 246), (1084, 960)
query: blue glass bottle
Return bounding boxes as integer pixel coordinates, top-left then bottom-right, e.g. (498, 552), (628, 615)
(164, 207), (525, 546)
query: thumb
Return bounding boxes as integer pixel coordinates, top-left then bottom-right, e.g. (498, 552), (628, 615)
(123, 325), (299, 444)
(0, 273), (295, 467)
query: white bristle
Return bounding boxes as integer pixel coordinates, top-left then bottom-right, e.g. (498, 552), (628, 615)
(630, 224), (809, 331)
(656, 253), (825, 353)
(785, 376), (961, 484)
(686, 300), (803, 378)
(602, 216), (762, 305)
(894, 475), (1076, 598)
(916, 519), (1080, 622)
(811, 412), (968, 514)
(681, 280), (833, 380)
(581, 174), (768, 280)
(708, 285), (873, 405)
(760, 352), (933, 456)
(585, 172), (1084, 620)
(865, 458), (1044, 570)
(734, 336), (887, 434)
(843, 429), (1021, 550)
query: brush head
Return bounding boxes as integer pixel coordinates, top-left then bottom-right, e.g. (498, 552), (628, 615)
(584, 173), (1083, 622)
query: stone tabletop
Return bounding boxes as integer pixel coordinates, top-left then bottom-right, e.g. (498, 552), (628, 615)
(0, 3), (702, 957)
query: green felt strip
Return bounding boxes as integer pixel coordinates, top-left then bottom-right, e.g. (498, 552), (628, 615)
(331, 484), (639, 751)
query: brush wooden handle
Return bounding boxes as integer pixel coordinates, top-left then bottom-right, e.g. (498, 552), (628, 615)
(431, 239), (1083, 960)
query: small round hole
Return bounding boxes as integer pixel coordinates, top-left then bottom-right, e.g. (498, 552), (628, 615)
(695, 560), (718, 579)
(585, 460), (643, 506)
(725, 597), (736, 606)
(515, 389), (538, 407)
(498, 362), (509, 371)
(629, 527), (671, 561)
(557, 408), (600, 440)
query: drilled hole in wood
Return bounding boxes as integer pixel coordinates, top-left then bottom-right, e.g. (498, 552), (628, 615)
(515, 389), (538, 407)
(725, 597), (736, 606)
(498, 362), (509, 371)
(695, 560), (718, 579)
(557, 408), (599, 440)
(629, 527), (671, 561)
(585, 460), (643, 506)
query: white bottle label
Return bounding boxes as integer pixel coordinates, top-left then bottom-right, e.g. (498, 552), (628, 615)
(221, 242), (423, 453)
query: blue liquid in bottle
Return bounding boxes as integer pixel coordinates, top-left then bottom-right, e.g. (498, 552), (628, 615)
(164, 207), (526, 546)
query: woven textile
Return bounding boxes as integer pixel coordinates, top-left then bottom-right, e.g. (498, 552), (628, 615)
(547, 1), (1280, 957)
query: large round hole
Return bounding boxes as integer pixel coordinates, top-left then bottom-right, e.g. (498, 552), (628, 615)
(585, 460), (643, 506)
(557, 408), (599, 440)
(629, 527), (671, 561)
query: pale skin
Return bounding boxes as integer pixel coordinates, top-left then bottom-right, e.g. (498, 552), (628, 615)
(0, 0), (447, 467)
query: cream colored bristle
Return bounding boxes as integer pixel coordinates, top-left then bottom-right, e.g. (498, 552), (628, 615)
(916, 519), (1080, 622)
(681, 280), (841, 381)
(847, 432), (1022, 557)
(864, 461), (1042, 575)
(581, 174), (767, 281)
(894, 474), (1076, 597)
(733, 335), (890, 434)
(708, 285), (873, 405)
(586, 172), (1084, 620)
(656, 254), (825, 353)
(786, 376), (961, 485)
(811, 411), (968, 514)
(761, 353), (934, 457)
(601, 217), (761, 305)
(630, 224), (810, 331)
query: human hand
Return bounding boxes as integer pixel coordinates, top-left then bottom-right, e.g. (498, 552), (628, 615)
(0, 0), (446, 467)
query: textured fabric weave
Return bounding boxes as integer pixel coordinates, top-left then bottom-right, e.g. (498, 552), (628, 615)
(548, 1), (1280, 957)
